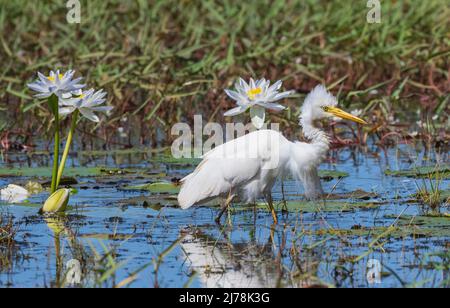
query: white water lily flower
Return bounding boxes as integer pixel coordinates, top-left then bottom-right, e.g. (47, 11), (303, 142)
(27, 70), (85, 99)
(59, 88), (112, 122)
(224, 78), (294, 129)
(0, 184), (30, 203)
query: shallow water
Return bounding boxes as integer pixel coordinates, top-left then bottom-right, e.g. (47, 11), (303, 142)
(0, 143), (448, 288)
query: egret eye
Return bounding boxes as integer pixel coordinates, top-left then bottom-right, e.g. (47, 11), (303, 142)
(321, 106), (330, 112)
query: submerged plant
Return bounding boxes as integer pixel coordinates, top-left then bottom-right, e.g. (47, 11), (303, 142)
(27, 70), (112, 213)
(224, 78), (294, 129)
(0, 213), (17, 271)
(414, 168), (446, 213)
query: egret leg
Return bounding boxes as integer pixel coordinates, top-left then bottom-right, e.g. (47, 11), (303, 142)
(281, 181), (288, 214)
(215, 193), (235, 224)
(266, 193), (278, 224)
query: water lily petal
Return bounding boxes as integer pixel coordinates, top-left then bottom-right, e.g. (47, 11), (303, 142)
(255, 102), (286, 111)
(224, 89), (242, 102)
(59, 107), (76, 117)
(224, 105), (247, 117)
(27, 82), (47, 93)
(79, 108), (100, 122)
(267, 80), (282, 93)
(268, 90), (295, 102)
(238, 78), (249, 92)
(90, 106), (114, 113)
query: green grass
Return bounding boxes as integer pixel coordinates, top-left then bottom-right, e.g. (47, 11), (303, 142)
(0, 0), (448, 146)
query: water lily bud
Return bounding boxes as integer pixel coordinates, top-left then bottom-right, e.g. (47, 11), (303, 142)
(40, 188), (70, 214)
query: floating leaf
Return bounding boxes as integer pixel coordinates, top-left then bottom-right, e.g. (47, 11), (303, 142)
(121, 182), (180, 194)
(318, 170), (349, 181)
(385, 165), (450, 178)
(246, 200), (383, 213)
(0, 167), (165, 178)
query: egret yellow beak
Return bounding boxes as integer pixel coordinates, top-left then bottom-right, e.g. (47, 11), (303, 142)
(325, 106), (367, 125)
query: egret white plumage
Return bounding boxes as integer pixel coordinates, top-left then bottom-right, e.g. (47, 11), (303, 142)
(178, 85), (367, 223)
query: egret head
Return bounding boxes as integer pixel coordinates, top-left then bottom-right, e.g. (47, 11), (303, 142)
(300, 85), (367, 125)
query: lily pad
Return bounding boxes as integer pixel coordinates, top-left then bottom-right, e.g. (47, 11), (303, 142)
(318, 170), (349, 181)
(152, 156), (201, 165)
(389, 214), (450, 228)
(120, 182), (181, 194)
(385, 164), (450, 179)
(288, 189), (380, 200)
(246, 200), (383, 213)
(0, 167), (165, 178)
(325, 189), (379, 200)
(311, 224), (450, 238)
(117, 195), (178, 208)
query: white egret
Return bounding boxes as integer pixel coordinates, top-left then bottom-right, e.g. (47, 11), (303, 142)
(178, 85), (367, 223)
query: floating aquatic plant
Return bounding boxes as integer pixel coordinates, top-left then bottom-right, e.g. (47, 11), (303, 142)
(27, 70), (113, 213)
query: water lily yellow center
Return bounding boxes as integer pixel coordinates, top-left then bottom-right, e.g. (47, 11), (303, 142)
(247, 87), (262, 100)
(47, 74), (63, 82)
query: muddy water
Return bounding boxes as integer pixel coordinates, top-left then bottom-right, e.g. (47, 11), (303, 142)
(0, 144), (448, 288)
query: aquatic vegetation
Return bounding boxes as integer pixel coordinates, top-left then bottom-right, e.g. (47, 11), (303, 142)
(0, 213), (17, 272)
(412, 166), (448, 213)
(224, 78), (294, 128)
(121, 182), (180, 194)
(40, 189), (70, 214)
(385, 164), (450, 179)
(26, 70), (112, 213)
(27, 70), (85, 194)
(251, 199), (383, 213)
(0, 166), (162, 178)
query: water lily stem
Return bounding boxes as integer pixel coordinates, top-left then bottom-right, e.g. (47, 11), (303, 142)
(55, 109), (79, 189)
(50, 111), (60, 193)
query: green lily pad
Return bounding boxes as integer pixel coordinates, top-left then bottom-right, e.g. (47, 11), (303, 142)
(117, 195), (178, 208)
(389, 214), (450, 228)
(0, 167), (165, 178)
(120, 182), (181, 194)
(0, 201), (41, 208)
(152, 156), (201, 165)
(311, 224), (450, 238)
(318, 170), (349, 181)
(244, 200), (383, 213)
(289, 189), (379, 200)
(385, 164), (450, 179)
